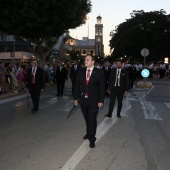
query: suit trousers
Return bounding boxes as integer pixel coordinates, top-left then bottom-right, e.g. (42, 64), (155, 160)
(30, 85), (41, 110)
(80, 98), (98, 143)
(57, 79), (65, 95)
(108, 87), (124, 116)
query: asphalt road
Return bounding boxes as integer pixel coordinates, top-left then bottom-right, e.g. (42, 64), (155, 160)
(0, 78), (170, 170)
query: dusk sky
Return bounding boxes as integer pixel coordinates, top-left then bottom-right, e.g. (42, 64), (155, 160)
(69, 0), (170, 56)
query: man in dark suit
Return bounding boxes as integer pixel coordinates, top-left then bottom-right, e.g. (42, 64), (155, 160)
(26, 57), (45, 114)
(74, 54), (105, 148)
(56, 61), (68, 96)
(105, 60), (128, 118)
(127, 63), (136, 90)
(70, 60), (81, 96)
(102, 61), (112, 97)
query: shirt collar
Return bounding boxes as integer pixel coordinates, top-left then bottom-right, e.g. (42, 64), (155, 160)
(87, 66), (94, 72)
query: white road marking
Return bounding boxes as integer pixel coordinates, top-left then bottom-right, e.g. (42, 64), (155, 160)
(121, 99), (132, 117)
(61, 100), (131, 170)
(0, 94), (26, 105)
(15, 102), (26, 107)
(40, 99), (58, 109)
(164, 103), (170, 109)
(140, 99), (162, 120)
(143, 85), (154, 97)
(126, 97), (139, 101)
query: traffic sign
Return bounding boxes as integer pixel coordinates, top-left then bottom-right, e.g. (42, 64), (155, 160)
(141, 69), (150, 78)
(141, 48), (149, 57)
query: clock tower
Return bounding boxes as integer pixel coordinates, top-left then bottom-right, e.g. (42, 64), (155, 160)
(95, 15), (103, 57)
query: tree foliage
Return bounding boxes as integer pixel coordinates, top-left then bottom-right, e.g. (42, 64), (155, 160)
(0, 0), (91, 61)
(109, 10), (170, 63)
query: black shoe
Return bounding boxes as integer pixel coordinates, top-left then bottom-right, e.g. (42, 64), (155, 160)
(117, 115), (121, 118)
(89, 142), (95, 148)
(31, 108), (38, 113)
(56, 94), (60, 96)
(105, 114), (112, 118)
(83, 134), (88, 139)
(32, 110), (37, 114)
(31, 108), (35, 112)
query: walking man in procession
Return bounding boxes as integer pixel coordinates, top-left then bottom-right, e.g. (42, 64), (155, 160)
(74, 54), (105, 148)
(26, 57), (45, 114)
(105, 60), (128, 118)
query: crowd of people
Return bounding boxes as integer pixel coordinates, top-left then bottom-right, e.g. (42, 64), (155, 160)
(0, 56), (170, 148)
(0, 59), (170, 96)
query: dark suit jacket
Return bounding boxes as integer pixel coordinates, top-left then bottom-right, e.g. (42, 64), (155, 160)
(102, 66), (112, 82)
(26, 67), (45, 90)
(74, 67), (105, 105)
(108, 68), (128, 92)
(70, 64), (81, 81)
(56, 66), (68, 80)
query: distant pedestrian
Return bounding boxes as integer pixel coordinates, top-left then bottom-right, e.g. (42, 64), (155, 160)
(102, 61), (111, 97)
(70, 60), (81, 96)
(128, 63), (136, 90)
(56, 61), (68, 96)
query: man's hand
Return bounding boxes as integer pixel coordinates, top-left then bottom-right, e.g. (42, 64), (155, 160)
(124, 91), (128, 97)
(41, 89), (44, 93)
(98, 102), (103, 108)
(107, 89), (110, 94)
(74, 100), (78, 106)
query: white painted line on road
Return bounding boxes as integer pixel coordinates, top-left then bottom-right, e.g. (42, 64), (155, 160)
(140, 99), (162, 120)
(15, 101), (26, 107)
(40, 100), (58, 109)
(143, 85), (154, 97)
(164, 103), (170, 109)
(56, 109), (70, 112)
(126, 97), (139, 101)
(61, 100), (131, 170)
(121, 99), (132, 117)
(0, 94), (26, 105)
(51, 97), (58, 101)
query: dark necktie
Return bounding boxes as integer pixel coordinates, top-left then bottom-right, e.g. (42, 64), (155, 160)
(32, 67), (35, 84)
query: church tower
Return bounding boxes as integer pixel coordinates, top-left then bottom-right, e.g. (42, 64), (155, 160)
(95, 15), (104, 57)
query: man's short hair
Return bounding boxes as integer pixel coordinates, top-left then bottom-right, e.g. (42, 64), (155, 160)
(86, 54), (95, 61)
(31, 56), (38, 61)
(116, 59), (122, 63)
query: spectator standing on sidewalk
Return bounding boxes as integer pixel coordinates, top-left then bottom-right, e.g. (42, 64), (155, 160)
(0, 61), (8, 93)
(16, 63), (25, 91)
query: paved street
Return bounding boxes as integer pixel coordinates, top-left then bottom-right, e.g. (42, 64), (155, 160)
(0, 78), (170, 170)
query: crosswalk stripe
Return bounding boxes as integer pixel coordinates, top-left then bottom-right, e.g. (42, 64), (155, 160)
(140, 99), (162, 120)
(164, 103), (170, 109)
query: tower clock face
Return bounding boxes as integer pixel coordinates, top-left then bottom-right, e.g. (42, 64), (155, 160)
(97, 38), (100, 42)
